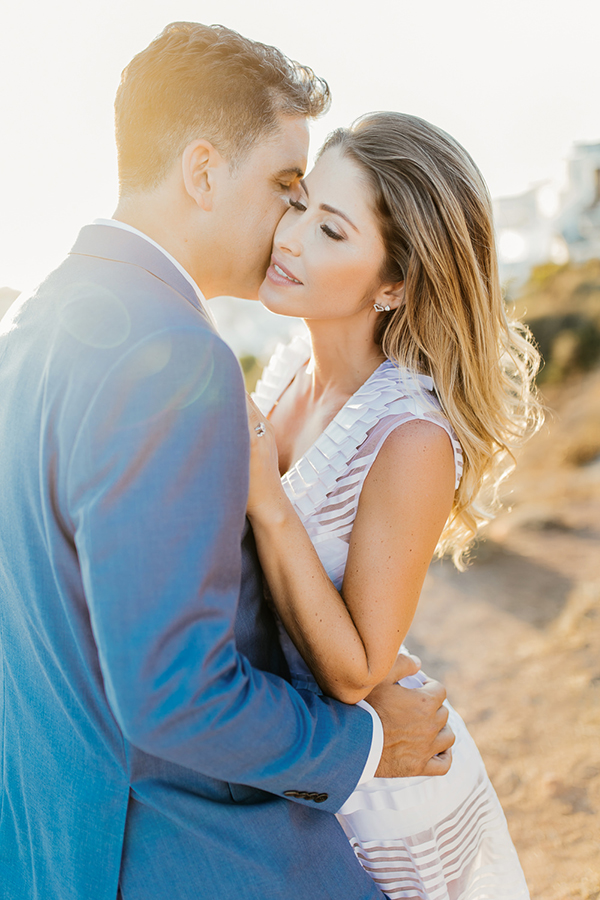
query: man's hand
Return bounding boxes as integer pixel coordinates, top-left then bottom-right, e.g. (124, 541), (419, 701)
(367, 660), (454, 778)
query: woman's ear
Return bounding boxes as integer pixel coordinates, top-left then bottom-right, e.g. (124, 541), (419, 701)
(181, 139), (225, 212)
(373, 280), (405, 311)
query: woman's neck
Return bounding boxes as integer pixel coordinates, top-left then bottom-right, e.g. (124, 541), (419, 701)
(304, 317), (386, 402)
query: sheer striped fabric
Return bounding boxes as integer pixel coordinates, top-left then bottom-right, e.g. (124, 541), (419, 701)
(253, 336), (463, 593)
(337, 702), (530, 900)
(344, 773), (530, 900)
(253, 337), (530, 899)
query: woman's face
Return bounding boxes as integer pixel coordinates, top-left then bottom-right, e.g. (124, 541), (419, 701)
(258, 147), (390, 322)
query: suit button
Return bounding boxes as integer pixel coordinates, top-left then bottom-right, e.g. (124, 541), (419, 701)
(314, 793), (328, 803)
(283, 790), (302, 798)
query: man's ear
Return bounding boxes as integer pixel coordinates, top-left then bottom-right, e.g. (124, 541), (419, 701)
(373, 280), (405, 310)
(181, 139), (225, 211)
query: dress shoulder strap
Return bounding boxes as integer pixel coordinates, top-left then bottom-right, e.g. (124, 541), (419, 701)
(364, 364), (464, 490)
(282, 363), (463, 526)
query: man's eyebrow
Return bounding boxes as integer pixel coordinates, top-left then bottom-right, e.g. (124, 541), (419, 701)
(275, 167), (305, 180)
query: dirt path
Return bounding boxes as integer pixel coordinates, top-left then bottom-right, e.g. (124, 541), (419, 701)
(408, 372), (600, 900)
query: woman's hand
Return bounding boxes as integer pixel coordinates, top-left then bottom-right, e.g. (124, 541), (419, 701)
(383, 651), (423, 684)
(246, 394), (288, 522)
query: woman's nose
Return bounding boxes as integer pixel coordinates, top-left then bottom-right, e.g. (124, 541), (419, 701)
(274, 218), (303, 257)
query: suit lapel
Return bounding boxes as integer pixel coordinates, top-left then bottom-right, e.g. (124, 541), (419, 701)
(69, 223), (212, 324)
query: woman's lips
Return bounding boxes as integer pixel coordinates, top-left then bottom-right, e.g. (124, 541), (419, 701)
(267, 258), (303, 286)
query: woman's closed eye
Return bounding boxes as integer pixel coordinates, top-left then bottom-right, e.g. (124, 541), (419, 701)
(288, 198), (345, 241)
(320, 223), (344, 241)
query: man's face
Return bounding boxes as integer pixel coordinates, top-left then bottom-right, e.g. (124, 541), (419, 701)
(207, 115), (310, 300)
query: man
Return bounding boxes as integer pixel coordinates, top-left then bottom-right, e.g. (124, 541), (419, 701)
(0, 23), (452, 900)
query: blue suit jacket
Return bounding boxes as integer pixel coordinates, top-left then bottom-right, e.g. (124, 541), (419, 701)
(0, 225), (383, 900)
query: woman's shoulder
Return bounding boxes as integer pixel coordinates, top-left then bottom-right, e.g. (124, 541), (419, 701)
(252, 334), (311, 416)
(365, 361), (464, 489)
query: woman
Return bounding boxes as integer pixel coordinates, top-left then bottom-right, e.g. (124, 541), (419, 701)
(246, 112), (541, 899)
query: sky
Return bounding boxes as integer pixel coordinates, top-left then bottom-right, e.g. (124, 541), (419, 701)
(1, 0), (598, 292)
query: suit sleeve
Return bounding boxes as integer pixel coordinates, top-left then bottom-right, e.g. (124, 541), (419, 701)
(66, 324), (373, 812)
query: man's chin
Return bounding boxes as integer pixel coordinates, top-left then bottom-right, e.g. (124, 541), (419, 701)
(206, 287), (261, 303)
(206, 270), (267, 303)
(226, 279), (266, 303)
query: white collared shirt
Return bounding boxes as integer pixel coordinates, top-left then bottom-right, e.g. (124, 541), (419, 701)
(92, 218), (207, 307)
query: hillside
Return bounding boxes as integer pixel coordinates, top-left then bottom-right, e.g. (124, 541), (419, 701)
(515, 259), (600, 385)
(409, 260), (600, 899)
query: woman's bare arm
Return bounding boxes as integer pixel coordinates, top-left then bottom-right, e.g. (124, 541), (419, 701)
(247, 400), (456, 704)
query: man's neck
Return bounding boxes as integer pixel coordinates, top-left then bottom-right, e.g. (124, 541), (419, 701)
(113, 191), (207, 289)
(95, 218), (209, 308)
(113, 203), (185, 262)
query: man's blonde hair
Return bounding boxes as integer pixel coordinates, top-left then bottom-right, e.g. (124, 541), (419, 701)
(115, 22), (330, 194)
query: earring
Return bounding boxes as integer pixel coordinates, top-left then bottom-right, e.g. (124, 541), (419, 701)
(373, 302), (391, 312)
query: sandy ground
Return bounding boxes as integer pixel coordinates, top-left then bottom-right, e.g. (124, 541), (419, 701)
(408, 370), (600, 899)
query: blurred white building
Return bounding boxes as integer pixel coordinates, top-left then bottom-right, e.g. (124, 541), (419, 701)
(494, 187), (556, 285)
(494, 141), (600, 288)
(557, 141), (600, 263)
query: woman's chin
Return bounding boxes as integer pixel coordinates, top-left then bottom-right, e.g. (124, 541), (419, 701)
(257, 283), (299, 318)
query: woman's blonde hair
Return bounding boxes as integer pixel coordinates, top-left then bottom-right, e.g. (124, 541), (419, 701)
(320, 112), (543, 568)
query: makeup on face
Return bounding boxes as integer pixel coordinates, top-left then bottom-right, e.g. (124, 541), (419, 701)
(259, 148), (387, 321)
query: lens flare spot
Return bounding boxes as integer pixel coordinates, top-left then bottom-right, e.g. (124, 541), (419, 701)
(127, 336), (173, 380)
(169, 343), (216, 411)
(118, 332), (217, 428)
(59, 283), (131, 348)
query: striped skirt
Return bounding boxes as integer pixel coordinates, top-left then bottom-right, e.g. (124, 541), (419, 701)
(336, 702), (530, 900)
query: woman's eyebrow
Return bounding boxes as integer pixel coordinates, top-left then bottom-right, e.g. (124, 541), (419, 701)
(300, 182), (359, 232)
(320, 203), (359, 232)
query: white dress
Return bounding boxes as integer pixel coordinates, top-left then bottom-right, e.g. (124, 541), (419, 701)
(254, 336), (530, 900)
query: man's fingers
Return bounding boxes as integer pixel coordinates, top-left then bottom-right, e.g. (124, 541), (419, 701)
(418, 677), (448, 709)
(421, 748), (453, 777)
(434, 703), (450, 732)
(368, 678), (456, 778)
(432, 722), (455, 755)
